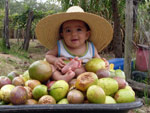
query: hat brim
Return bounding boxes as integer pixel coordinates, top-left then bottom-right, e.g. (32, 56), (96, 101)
(35, 12), (113, 52)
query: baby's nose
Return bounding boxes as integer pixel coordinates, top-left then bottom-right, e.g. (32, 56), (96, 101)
(71, 30), (77, 36)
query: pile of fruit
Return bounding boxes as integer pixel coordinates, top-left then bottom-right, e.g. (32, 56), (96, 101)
(0, 58), (135, 105)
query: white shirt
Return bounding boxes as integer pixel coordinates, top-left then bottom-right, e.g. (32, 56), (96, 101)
(57, 40), (95, 63)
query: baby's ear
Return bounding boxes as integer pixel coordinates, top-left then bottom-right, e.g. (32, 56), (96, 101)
(86, 31), (91, 39)
(60, 33), (64, 38)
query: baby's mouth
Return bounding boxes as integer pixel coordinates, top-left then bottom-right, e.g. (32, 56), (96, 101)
(71, 39), (78, 42)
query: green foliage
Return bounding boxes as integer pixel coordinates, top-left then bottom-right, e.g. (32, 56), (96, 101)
(8, 0), (61, 15)
(61, 0), (72, 11)
(144, 86), (149, 105)
(0, 10), (4, 29)
(138, 0), (150, 30)
(0, 0), (61, 30)
(80, 0), (87, 11)
(0, 0), (5, 9)
(12, 8), (44, 29)
(88, 0), (103, 13)
(118, 0), (125, 26)
(136, 0), (150, 44)
(60, 0), (125, 23)
(1, 0), (60, 31)
(9, 0), (25, 15)
(0, 38), (8, 54)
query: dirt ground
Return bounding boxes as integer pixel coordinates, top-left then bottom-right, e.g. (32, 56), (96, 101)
(130, 103), (150, 113)
(0, 39), (149, 112)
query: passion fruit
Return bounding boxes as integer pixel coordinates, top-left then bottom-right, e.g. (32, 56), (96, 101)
(124, 85), (135, 96)
(114, 88), (135, 103)
(97, 78), (118, 96)
(32, 85), (48, 100)
(21, 70), (31, 82)
(85, 58), (105, 73)
(28, 60), (52, 83)
(1, 84), (15, 103)
(96, 69), (110, 78)
(0, 76), (12, 88)
(105, 96), (116, 104)
(67, 89), (84, 104)
(86, 85), (106, 104)
(10, 86), (28, 105)
(75, 72), (98, 91)
(25, 99), (38, 105)
(69, 79), (77, 88)
(115, 69), (126, 79)
(0, 90), (2, 101)
(57, 98), (69, 104)
(25, 79), (41, 89)
(7, 71), (19, 81)
(113, 77), (126, 89)
(38, 95), (56, 104)
(12, 76), (25, 86)
(49, 80), (69, 101)
(24, 86), (32, 99)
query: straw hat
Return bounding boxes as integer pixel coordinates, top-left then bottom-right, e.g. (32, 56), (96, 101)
(35, 6), (113, 52)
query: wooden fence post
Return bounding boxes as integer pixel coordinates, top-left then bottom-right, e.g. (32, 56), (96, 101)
(124, 0), (133, 79)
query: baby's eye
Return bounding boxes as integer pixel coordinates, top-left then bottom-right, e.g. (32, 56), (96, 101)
(66, 29), (71, 32)
(77, 28), (82, 31)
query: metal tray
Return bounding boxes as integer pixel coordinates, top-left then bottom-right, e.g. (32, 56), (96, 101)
(0, 99), (143, 113)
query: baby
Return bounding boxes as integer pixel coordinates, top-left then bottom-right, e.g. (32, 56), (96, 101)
(35, 6), (113, 82)
(46, 20), (101, 82)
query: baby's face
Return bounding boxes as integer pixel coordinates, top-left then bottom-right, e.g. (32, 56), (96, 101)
(61, 20), (90, 49)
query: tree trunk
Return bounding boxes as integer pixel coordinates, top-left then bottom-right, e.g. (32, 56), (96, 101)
(133, 0), (139, 31)
(111, 0), (122, 58)
(22, 10), (34, 51)
(3, 0), (10, 49)
(124, 0), (133, 79)
(133, 0), (139, 43)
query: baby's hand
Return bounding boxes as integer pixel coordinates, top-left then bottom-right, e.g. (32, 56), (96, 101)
(102, 58), (110, 70)
(54, 57), (68, 70)
(61, 57), (82, 74)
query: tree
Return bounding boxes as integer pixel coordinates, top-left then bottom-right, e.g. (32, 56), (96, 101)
(10, 0), (59, 51)
(3, 0), (10, 49)
(111, 0), (122, 58)
(22, 10), (34, 51)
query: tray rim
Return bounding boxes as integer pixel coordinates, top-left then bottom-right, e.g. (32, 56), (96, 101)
(0, 99), (143, 112)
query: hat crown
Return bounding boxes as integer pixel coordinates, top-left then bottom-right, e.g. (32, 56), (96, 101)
(66, 6), (84, 13)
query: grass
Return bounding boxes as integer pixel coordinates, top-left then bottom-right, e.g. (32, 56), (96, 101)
(0, 38), (32, 59)
(0, 38), (48, 76)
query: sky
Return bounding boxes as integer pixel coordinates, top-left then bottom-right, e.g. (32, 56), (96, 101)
(36, 0), (47, 3)
(15, 0), (60, 5)
(16, 0), (54, 3)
